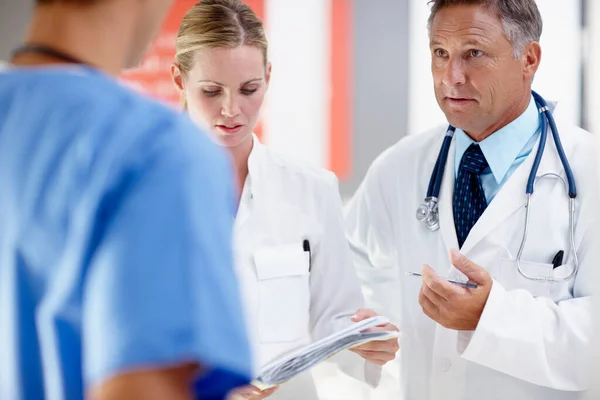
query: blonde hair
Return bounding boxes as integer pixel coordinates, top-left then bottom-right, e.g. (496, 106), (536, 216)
(175, 0), (268, 77)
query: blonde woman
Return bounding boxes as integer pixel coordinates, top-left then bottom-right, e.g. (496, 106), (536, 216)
(170, 1), (399, 399)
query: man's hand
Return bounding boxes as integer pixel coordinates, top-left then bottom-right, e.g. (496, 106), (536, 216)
(349, 309), (400, 366)
(419, 248), (493, 330)
(227, 385), (279, 400)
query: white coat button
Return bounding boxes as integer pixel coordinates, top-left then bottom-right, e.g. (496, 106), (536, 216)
(440, 358), (452, 372)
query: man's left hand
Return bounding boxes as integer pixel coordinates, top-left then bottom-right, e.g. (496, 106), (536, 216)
(419, 248), (493, 330)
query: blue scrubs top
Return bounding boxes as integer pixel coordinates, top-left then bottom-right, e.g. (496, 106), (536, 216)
(0, 66), (251, 399)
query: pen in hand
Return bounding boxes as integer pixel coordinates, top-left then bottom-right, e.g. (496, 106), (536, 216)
(405, 271), (478, 289)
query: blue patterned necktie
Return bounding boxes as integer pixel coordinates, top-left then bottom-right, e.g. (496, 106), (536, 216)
(453, 143), (489, 248)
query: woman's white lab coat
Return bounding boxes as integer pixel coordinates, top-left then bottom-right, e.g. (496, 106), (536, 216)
(344, 104), (598, 400)
(234, 136), (380, 400)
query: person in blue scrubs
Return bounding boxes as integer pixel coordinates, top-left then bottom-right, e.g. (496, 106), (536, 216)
(0, 1), (252, 399)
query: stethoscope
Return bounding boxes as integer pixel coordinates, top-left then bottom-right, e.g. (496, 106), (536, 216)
(416, 91), (578, 283)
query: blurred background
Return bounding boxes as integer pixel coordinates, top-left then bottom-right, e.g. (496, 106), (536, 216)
(1, 1), (599, 399)
(3, 0), (598, 200)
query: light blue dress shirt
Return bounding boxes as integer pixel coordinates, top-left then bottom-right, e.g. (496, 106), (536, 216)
(454, 96), (542, 204)
(0, 66), (252, 400)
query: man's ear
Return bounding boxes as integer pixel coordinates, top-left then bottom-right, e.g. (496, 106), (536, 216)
(521, 41), (541, 81)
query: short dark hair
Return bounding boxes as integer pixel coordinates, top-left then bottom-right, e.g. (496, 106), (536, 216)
(427, 0), (543, 58)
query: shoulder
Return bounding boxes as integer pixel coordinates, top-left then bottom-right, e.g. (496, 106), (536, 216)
(30, 69), (231, 189)
(3, 67), (195, 142)
(258, 144), (339, 192)
(551, 100), (597, 155)
(554, 115), (598, 175)
(560, 124), (598, 191)
(563, 125), (597, 153)
(71, 71), (228, 173)
(366, 124), (446, 180)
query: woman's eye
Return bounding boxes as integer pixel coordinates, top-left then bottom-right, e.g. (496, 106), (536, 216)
(202, 89), (221, 97)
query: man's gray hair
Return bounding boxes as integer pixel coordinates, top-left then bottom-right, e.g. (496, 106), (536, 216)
(427, 0), (543, 59)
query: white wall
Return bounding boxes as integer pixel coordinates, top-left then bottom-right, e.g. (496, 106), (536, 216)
(585, 2), (600, 398)
(264, 0), (330, 169)
(0, 0), (32, 61)
(407, 0), (446, 135)
(407, 0), (583, 135)
(533, 0), (582, 126)
(587, 0), (600, 134)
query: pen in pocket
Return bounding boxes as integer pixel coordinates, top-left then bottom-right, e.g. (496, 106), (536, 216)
(303, 239), (312, 272)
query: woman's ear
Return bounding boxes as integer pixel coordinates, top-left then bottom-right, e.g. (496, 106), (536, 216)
(171, 63), (185, 94)
(265, 62), (272, 86)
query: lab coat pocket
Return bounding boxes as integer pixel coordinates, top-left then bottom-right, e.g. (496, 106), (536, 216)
(548, 264), (575, 301)
(254, 243), (310, 343)
(491, 258), (552, 298)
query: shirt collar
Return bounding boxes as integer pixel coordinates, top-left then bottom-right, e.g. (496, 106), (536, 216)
(241, 133), (264, 202)
(454, 95), (540, 184)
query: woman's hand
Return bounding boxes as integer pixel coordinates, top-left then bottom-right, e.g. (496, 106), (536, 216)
(349, 309), (400, 366)
(227, 384), (279, 400)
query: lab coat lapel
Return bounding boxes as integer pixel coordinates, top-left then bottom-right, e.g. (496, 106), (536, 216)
(438, 137), (460, 252)
(459, 127), (564, 255)
(235, 134), (263, 231)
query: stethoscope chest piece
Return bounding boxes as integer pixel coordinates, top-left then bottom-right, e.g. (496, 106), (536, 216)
(416, 196), (440, 231)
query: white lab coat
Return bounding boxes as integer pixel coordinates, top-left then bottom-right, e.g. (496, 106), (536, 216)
(345, 104), (597, 400)
(234, 136), (380, 400)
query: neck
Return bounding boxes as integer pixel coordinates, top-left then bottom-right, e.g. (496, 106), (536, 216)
(228, 135), (254, 197)
(467, 91), (531, 142)
(11, 3), (135, 75)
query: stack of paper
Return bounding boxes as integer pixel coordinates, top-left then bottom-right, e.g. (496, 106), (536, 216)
(253, 316), (399, 389)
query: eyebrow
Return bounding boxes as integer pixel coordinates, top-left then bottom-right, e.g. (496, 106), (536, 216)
(197, 78), (263, 86)
(462, 39), (485, 47)
(430, 38), (485, 48)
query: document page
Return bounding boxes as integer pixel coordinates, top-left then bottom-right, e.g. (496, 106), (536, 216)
(254, 316), (399, 389)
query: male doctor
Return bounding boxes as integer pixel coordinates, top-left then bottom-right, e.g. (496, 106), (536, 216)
(345, 0), (597, 399)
